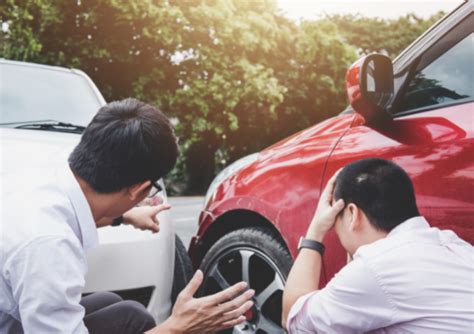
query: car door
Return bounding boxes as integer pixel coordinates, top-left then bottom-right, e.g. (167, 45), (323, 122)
(321, 17), (473, 283)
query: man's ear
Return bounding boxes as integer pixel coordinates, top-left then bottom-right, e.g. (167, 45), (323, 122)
(127, 180), (151, 201)
(348, 203), (363, 232)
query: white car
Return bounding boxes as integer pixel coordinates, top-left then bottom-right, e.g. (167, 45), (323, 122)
(0, 59), (191, 324)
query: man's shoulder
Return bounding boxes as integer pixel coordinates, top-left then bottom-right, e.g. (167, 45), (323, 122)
(1, 181), (78, 260)
(356, 223), (471, 261)
(353, 222), (473, 287)
(354, 233), (412, 260)
(3, 193), (73, 233)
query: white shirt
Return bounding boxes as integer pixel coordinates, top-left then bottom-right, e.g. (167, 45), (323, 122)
(288, 216), (474, 333)
(0, 165), (98, 333)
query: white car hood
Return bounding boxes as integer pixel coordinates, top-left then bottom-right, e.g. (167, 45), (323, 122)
(0, 127), (80, 177)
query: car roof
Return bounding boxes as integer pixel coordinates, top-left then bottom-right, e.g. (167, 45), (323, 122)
(0, 59), (107, 106)
(0, 58), (86, 76)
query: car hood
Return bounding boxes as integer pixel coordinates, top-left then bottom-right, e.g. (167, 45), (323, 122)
(0, 128), (80, 181)
(259, 113), (355, 160)
(205, 113), (356, 211)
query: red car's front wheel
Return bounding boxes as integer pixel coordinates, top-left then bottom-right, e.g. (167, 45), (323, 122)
(199, 227), (292, 334)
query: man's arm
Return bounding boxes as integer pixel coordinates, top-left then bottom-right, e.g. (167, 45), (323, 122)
(282, 170), (344, 329)
(96, 204), (171, 233)
(281, 242), (324, 328)
(8, 236), (88, 333)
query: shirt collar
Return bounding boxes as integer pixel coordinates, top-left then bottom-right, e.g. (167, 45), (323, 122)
(57, 164), (99, 250)
(387, 216), (430, 238)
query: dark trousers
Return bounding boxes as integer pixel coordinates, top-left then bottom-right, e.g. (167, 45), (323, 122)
(81, 292), (156, 334)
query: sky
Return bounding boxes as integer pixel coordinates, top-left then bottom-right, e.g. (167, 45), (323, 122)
(277, 0), (464, 20)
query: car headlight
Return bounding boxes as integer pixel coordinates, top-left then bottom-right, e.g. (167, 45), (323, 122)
(204, 153), (259, 207)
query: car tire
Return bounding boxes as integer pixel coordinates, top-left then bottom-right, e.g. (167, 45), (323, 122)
(171, 235), (194, 305)
(199, 227), (292, 334)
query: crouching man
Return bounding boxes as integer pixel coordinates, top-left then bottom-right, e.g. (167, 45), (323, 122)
(0, 98), (254, 333)
(282, 158), (473, 333)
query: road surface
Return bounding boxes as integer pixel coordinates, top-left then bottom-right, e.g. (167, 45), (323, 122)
(168, 196), (204, 249)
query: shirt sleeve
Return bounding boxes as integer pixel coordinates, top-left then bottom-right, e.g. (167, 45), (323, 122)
(287, 258), (397, 333)
(6, 235), (89, 334)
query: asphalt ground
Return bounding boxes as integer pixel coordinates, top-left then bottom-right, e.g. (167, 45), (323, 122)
(168, 196), (205, 250)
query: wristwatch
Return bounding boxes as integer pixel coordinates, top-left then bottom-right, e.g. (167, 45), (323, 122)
(112, 215), (124, 226)
(298, 237), (325, 256)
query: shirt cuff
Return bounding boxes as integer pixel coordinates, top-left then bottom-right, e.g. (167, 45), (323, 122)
(287, 291), (318, 333)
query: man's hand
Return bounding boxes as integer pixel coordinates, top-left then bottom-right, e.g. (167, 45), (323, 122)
(123, 204), (171, 233)
(306, 170), (345, 241)
(150, 270), (255, 334)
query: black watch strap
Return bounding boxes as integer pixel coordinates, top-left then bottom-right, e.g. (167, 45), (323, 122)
(112, 215), (124, 227)
(298, 237), (325, 256)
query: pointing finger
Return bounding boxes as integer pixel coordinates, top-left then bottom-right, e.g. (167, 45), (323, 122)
(152, 204), (171, 215)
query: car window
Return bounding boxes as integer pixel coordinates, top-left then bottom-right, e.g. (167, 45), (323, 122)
(0, 64), (103, 126)
(400, 33), (473, 112)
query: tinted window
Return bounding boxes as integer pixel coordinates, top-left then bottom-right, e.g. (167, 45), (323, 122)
(0, 64), (103, 126)
(400, 33), (473, 112)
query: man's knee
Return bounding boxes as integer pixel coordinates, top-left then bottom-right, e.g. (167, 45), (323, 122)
(81, 291), (124, 315)
(95, 291), (123, 304)
(84, 299), (155, 334)
(118, 300), (156, 331)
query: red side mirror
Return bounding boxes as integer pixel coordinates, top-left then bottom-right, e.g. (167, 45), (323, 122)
(346, 54), (394, 125)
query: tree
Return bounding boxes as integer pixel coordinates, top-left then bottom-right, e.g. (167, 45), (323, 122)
(272, 19), (357, 142)
(134, 0), (294, 192)
(326, 12), (445, 58)
(0, 1), (445, 193)
(0, 0), (59, 61)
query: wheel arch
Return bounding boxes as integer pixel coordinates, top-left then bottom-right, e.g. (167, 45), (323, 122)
(191, 209), (290, 269)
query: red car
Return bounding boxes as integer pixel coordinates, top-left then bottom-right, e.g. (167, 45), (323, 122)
(189, 2), (473, 332)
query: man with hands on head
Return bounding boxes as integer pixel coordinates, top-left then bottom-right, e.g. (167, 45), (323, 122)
(282, 158), (473, 333)
(0, 98), (254, 334)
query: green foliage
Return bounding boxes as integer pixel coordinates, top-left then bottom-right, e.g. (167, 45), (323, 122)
(0, 0), (59, 60)
(275, 19), (357, 139)
(0, 0), (445, 193)
(326, 12), (445, 58)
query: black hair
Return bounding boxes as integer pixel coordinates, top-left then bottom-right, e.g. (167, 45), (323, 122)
(333, 158), (420, 232)
(69, 98), (178, 193)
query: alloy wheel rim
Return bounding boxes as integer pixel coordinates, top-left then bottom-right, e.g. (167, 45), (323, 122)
(202, 247), (286, 334)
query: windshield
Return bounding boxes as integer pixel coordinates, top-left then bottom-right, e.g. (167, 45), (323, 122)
(0, 63), (103, 127)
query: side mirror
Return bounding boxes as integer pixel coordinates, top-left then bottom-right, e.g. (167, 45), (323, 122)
(346, 54), (394, 125)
